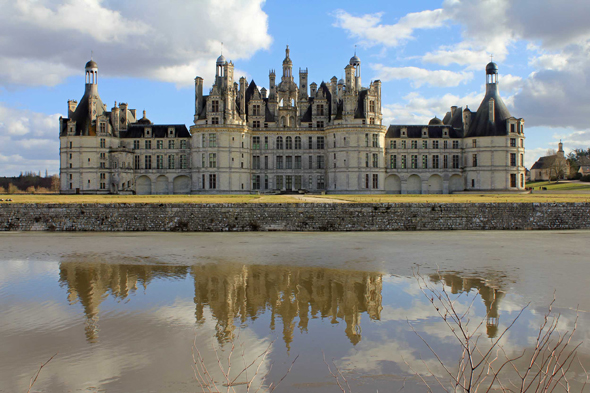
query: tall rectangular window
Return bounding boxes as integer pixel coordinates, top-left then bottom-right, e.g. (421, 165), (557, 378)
(180, 140), (188, 149)
(168, 155), (175, 169)
(308, 136), (313, 149)
(372, 174), (378, 189)
(100, 138), (106, 148)
(401, 140), (406, 149)
(209, 134), (217, 148)
(308, 156), (313, 169)
(422, 155), (428, 169)
(276, 156), (283, 169)
(145, 155), (152, 169)
(390, 140), (397, 149)
(372, 153), (379, 168)
(264, 156), (269, 169)
(286, 156), (293, 169)
(253, 175), (261, 190)
(209, 174), (217, 189)
(365, 174), (370, 189)
(365, 153), (369, 168)
(168, 140), (175, 149)
(317, 104), (324, 116)
(453, 140), (459, 149)
(316, 137), (324, 149)
(472, 154), (478, 167)
(252, 104), (261, 116)
(156, 155), (164, 169)
(520, 154), (524, 167)
(510, 138), (516, 147)
(411, 155), (418, 169)
(134, 155), (140, 169)
(433, 155), (439, 169)
(444, 140), (448, 149)
(252, 120), (260, 128)
(390, 155), (397, 169)
(422, 140), (428, 149)
(510, 153), (516, 167)
(253, 156), (260, 169)
(295, 156), (302, 169)
(295, 136), (302, 149)
(209, 153), (217, 168)
(316, 121), (324, 128)
(180, 155), (188, 169)
(201, 134), (206, 147)
(317, 175), (325, 189)
(133, 140), (140, 149)
(432, 140), (439, 149)
(365, 134), (369, 147)
(252, 136), (260, 149)
(401, 155), (407, 169)
(472, 139), (477, 148)
(157, 140), (163, 149)
(369, 101), (375, 113)
(372, 134), (379, 148)
(443, 155), (448, 169)
(276, 175), (283, 189)
(411, 140), (418, 149)
(212, 100), (219, 112)
(317, 155), (324, 169)
(452, 155), (460, 169)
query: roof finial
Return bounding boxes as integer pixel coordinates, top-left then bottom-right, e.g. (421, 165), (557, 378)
(143, 109), (146, 118)
(354, 44), (357, 56)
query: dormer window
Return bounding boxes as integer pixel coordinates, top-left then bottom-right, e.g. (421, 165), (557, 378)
(146, 128), (151, 137)
(168, 128), (175, 136)
(401, 128), (407, 137)
(443, 128), (448, 137)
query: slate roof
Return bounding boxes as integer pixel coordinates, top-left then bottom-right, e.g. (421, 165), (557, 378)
(385, 125), (462, 139)
(354, 90), (368, 119)
(62, 91), (107, 136)
(466, 86), (513, 137)
(121, 124), (190, 138)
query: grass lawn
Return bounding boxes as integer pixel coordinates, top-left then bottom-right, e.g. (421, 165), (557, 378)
(1, 193), (590, 204)
(0, 194), (302, 204)
(312, 194), (590, 203)
(525, 180), (590, 191)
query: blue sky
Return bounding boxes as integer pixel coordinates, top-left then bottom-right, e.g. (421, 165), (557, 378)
(1, 0), (589, 176)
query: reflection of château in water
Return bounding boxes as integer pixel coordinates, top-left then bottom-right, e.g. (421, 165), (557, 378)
(59, 262), (189, 342)
(58, 262), (382, 346)
(191, 264), (383, 347)
(429, 273), (506, 338)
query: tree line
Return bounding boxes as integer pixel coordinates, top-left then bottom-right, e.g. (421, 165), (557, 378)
(0, 172), (59, 194)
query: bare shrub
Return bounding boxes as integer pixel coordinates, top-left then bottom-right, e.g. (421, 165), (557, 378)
(26, 186), (36, 194)
(192, 333), (298, 393)
(407, 270), (587, 392)
(26, 353), (56, 393)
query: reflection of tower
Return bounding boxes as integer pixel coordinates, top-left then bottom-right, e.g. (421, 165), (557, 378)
(59, 261), (189, 342)
(191, 264), (383, 347)
(430, 273), (506, 338)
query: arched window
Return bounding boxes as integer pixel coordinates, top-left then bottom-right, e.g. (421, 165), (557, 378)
(276, 136), (283, 149)
(294, 136), (301, 149)
(285, 136), (293, 149)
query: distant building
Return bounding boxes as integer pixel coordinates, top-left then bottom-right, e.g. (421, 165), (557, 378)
(577, 156), (590, 177)
(59, 49), (526, 194)
(530, 142), (569, 181)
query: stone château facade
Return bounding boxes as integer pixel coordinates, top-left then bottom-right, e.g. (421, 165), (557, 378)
(59, 48), (526, 194)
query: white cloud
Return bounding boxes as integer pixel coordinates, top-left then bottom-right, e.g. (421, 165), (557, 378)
(0, 0), (272, 87)
(382, 91), (483, 125)
(0, 104), (60, 175)
(332, 8), (450, 48)
(371, 65), (473, 88)
(529, 53), (570, 71)
(499, 74), (524, 94)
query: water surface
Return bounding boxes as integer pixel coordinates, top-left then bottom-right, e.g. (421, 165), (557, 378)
(1, 231), (589, 392)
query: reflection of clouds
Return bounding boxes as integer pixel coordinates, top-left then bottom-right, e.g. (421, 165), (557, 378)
(0, 260), (59, 288)
(0, 300), (76, 333)
(0, 297), (272, 392)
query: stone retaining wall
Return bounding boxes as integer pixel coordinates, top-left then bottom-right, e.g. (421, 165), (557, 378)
(1, 203), (589, 231)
